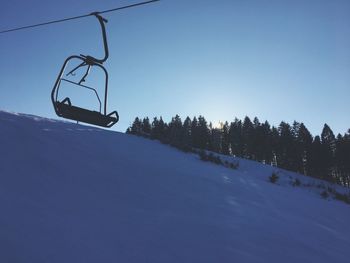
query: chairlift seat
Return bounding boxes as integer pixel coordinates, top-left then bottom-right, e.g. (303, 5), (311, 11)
(55, 98), (118, 128)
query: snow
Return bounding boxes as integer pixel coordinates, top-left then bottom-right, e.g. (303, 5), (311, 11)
(0, 110), (349, 263)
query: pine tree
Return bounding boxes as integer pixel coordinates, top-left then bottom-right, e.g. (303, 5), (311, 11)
(291, 121), (303, 173)
(335, 130), (350, 186)
(276, 121), (295, 170)
(270, 126), (279, 166)
(151, 117), (166, 141)
(247, 120), (273, 164)
(130, 117), (142, 135)
(221, 121), (230, 155)
(309, 135), (325, 179)
(242, 116), (254, 159)
(344, 130), (350, 185)
(251, 117), (265, 162)
(168, 115), (183, 147)
(191, 117), (199, 148)
(229, 118), (243, 157)
(320, 124), (336, 181)
(211, 127), (222, 153)
(182, 117), (192, 149)
(296, 123), (313, 175)
(321, 124), (336, 151)
(142, 117), (151, 136)
(150, 117), (159, 139)
(197, 116), (210, 149)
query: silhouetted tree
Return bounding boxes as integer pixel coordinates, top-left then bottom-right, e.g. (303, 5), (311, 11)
(211, 127), (222, 153)
(229, 118), (243, 157)
(251, 117), (265, 162)
(142, 117), (151, 135)
(335, 130), (350, 186)
(261, 121), (273, 164)
(221, 121), (230, 155)
(191, 117), (200, 148)
(320, 124), (336, 181)
(151, 117), (166, 141)
(182, 117), (192, 149)
(296, 123), (313, 175)
(291, 121), (303, 173)
(270, 126), (279, 166)
(197, 116), (210, 149)
(168, 115), (183, 147)
(276, 122), (295, 170)
(242, 116), (254, 159)
(129, 117), (142, 135)
(309, 135), (325, 179)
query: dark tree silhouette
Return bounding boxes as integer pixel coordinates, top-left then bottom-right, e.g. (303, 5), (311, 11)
(168, 115), (184, 147)
(182, 117), (192, 149)
(142, 117), (151, 135)
(270, 126), (280, 166)
(221, 122), (230, 155)
(276, 122), (295, 170)
(242, 116), (254, 159)
(320, 124), (336, 181)
(229, 118), (243, 157)
(191, 117), (200, 148)
(296, 123), (313, 175)
(129, 117), (142, 135)
(197, 116), (210, 149)
(309, 136), (326, 180)
(210, 127), (222, 153)
(151, 117), (166, 141)
(335, 131), (350, 186)
(261, 121), (273, 164)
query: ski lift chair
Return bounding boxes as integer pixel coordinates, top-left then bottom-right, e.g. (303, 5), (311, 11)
(51, 13), (119, 128)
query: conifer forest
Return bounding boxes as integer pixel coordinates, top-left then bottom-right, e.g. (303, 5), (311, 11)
(128, 115), (350, 187)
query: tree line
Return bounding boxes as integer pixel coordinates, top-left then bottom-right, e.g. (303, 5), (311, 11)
(126, 115), (350, 187)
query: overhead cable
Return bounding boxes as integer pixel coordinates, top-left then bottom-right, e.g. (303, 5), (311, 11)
(0, 0), (160, 34)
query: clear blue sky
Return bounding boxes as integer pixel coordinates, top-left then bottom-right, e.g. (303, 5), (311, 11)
(1, 0), (349, 135)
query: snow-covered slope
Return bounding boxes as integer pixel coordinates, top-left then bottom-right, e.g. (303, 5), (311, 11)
(0, 111), (349, 263)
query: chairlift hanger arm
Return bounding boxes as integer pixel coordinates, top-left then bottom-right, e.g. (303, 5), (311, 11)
(82, 13), (109, 64)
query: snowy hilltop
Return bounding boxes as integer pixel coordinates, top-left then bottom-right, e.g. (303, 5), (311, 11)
(0, 110), (349, 263)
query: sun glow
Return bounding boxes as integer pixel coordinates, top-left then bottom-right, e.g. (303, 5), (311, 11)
(211, 121), (224, 130)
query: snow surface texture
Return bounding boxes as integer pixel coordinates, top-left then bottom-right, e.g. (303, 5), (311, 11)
(0, 110), (349, 263)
